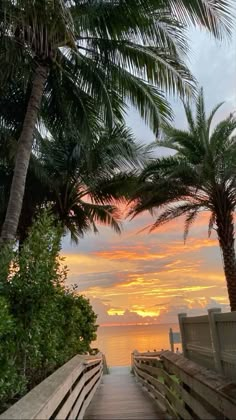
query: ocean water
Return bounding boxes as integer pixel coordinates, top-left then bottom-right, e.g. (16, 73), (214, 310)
(93, 323), (181, 366)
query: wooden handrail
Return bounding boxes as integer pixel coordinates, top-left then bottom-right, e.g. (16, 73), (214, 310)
(132, 350), (236, 420)
(83, 357), (104, 365)
(134, 355), (161, 361)
(0, 353), (104, 420)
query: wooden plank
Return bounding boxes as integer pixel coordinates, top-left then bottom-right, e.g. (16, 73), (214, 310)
(134, 359), (184, 397)
(55, 363), (101, 419)
(135, 359), (198, 419)
(85, 368), (165, 419)
(134, 359), (165, 378)
(78, 371), (103, 419)
(54, 366), (85, 420)
(134, 356), (162, 364)
(161, 351), (236, 419)
(214, 312), (236, 322)
(134, 362), (193, 420)
(69, 367), (102, 420)
(186, 344), (213, 355)
(0, 355), (86, 420)
(133, 365), (179, 419)
(83, 358), (103, 367)
(221, 351), (236, 363)
(134, 351), (162, 357)
(183, 315), (208, 324)
(134, 353), (231, 419)
(0, 354), (103, 420)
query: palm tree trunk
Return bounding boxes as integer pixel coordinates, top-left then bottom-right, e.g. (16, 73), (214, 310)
(216, 211), (236, 311)
(0, 64), (47, 244)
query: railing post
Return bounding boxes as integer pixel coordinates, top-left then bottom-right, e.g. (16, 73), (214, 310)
(102, 353), (109, 374)
(169, 328), (174, 352)
(178, 313), (187, 357)
(208, 308), (223, 374)
(131, 350), (138, 373)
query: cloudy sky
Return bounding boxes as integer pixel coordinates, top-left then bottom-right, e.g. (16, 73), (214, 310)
(62, 25), (236, 326)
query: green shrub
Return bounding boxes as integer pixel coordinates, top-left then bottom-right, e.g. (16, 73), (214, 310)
(0, 211), (97, 411)
(0, 296), (26, 410)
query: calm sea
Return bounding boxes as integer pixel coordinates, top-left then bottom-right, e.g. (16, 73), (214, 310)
(93, 323), (180, 366)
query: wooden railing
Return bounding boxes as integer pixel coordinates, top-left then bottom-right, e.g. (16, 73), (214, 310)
(0, 353), (104, 420)
(178, 309), (236, 380)
(132, 350), (236, 419)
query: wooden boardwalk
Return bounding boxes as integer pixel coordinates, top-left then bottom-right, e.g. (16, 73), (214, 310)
(84, 367), (164, 419)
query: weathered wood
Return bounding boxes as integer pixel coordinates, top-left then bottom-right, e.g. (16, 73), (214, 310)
(55, 363), (101, 419)
(133, 362), (179, 418)
(102, 354), (109, 374)
(134, 351), (162, 357)
(135, 358), (213, 420)
(134, 359), (195, 420)
(0, 354), (103, 420)
(183, 315), (209, 324)
(215, 311), (236, 322)
(54, 365), (85, 420)
(132, 350), (236, 420)
(84, 367), (165, 419)
(208, 308), (223, 373)
(178, 313), (187, 357)
(79, 375), (102, 420)
(161, 351), (236, 419)
(186, 344), (213, 355)
(134, 355), (162, 364)
(69, 367), (102, 419)
(179, 310), (236, 380)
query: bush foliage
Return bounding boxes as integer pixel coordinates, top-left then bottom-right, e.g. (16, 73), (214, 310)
(0, 211), (97, 412)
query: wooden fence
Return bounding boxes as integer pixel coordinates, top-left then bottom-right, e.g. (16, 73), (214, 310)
(179, 309), (236, 380)
(132, 350), (236, 419)
(0, 353), (104, 420)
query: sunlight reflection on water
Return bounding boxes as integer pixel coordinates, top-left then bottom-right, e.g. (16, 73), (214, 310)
(93, 323), (181, 366)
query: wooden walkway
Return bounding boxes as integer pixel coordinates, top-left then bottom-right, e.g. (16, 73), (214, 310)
(84, 367), (164, 419)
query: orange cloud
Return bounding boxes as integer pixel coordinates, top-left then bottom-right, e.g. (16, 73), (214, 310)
(93, 248), (167, 261)
(130, 309), (161, 317)
(92, 237), (218, 265)
(62, 207), (228, 327)
(108, 308), (125, 316)
(164, 238), (218, 254)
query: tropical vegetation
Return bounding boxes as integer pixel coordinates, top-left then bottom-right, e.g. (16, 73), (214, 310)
(0, 122), (145, 244)
(0, 0), (232, 244)
(130, 90), (236, 311)
(0, 0), (234, 412)
(0, 211), (97, 412)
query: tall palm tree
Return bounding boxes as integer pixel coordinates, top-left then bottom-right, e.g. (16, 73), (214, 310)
(0, 0), (232, 244)
(130, 90), (236, 311)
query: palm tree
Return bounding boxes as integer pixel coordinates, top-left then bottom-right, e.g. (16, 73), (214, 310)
(0, 123), (145, 244)
(36, 124), (145, 243)
(130, 90), (236, 311)
(0, 0), (232, 244)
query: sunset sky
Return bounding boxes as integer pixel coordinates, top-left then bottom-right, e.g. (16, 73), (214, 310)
(62, 26), (236, 326)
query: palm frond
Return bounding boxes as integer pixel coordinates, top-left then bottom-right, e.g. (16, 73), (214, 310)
(130, 88), (236, 255)
(196, 87), (207, 142)
(183, 101), (196, 133)
(150, 202), (198, 231)
(184, 207), (200, 242)
(210, 115), (236, 153)
(207, 102), (225, 137)
(80, 201), (122, 235)
(167, 0), (233, 39)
